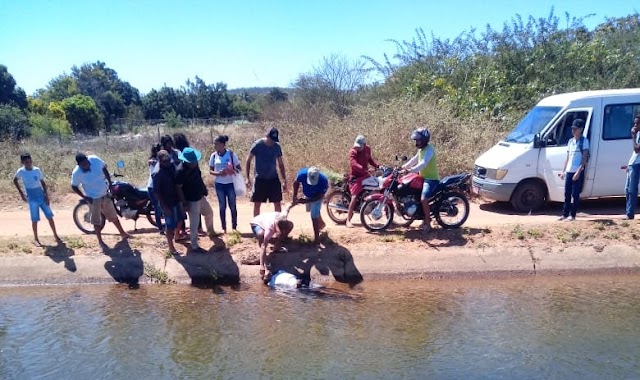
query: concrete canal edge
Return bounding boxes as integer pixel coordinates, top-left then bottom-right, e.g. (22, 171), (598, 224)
(0, 243), (638, 287)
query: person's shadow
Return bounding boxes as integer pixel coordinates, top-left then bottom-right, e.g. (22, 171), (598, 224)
(102, 240), (144, 288)
(173, 237), (240, 288)
(268, 235), (363, 287)
(43, 241), (77, 272)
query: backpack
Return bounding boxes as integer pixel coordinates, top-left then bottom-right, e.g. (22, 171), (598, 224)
(577, 136), (590, 162)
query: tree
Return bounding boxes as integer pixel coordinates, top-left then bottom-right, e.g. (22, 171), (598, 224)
(0, 65), (28, 109)
(0, 105), (29, 139)
(266, 88), (288, 103)
(61, 95), (103, 134)
(38, 74), (79, 102)
(294, 54), (367, 117)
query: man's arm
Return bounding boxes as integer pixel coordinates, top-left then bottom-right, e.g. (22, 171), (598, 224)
(401, 153), (418, 170)
(291, 180), (300, 205)
(349, 149), (366, 177)
(633, 131), (640, 153)
(245, 153), (254, 185)
(409, 148), (433, 173)
(13, 177), (26, 202)
(102, 166), (113, 186)
(41, 179), (50, 205)
(277, 156), (287, 191)
(71, 185), (90, 202)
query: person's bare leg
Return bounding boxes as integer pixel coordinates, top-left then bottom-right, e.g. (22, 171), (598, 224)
(253, 202), (262, 217)
(420, 199), (431, 232)
(346, 197), (358, 228)
(96, 223), (106, 246)
(113, 219), (131, 240)
(32, 222), (41, 246)
(312, 217), (321, 244)
(274, 202), (282, 213)
(47, 218), (61, 242)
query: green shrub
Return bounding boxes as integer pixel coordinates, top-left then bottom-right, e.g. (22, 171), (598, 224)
(29, 114), (72, 139)
(0, 105), (29, 140)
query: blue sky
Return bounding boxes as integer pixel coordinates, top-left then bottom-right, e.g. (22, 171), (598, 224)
(1, 0), (637, 95)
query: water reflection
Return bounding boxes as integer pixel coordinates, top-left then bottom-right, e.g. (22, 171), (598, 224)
(0, 276), (639, 378)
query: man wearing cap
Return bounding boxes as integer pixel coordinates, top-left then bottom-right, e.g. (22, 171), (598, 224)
(246, 127), (287, 216)
(175, 147), (215, 253)
(346, 135), (379, 228)
(559, 119), (589, 221)
(292, 166), (329, 244)
(71, 152), (130, 247)
(624, 114), (640, 220)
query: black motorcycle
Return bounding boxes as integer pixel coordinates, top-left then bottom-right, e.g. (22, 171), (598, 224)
(73, 161), (160, 234)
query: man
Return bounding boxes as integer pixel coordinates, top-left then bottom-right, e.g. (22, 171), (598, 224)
(175, 147), (215, 253)
(559, 119), (589, 222)
(250, 204), (294, 280)
(346, 135), (379, 228)
(402, 128), (439, 232)
(153, 150), (181, 255)
(624, 114), (640, 220)
(246, 127), (287, 216)
(71, 153), (130, 247)
(292, 166), (329, 244)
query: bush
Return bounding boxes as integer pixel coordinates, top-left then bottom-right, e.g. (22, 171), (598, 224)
(28, 114), (72, 139)
(0, 105), (29, 140)
(163, 110), (183, 128)
(61, 95), (103, 134)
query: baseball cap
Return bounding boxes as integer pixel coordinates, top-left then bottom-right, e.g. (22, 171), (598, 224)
(268, 127), (279, 142)
(354, 135), (366, 148)
(307, 166), (320, 186)
(178, 147), (202, 163)
(571, 119), (585, 128)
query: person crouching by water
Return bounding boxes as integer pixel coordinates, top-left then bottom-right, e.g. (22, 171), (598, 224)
(153, 150), (181, 255)
(250, 205), (294, 280)
(71, 153), (131, 248)
(13, 152), (61, 246)
(292, 166), (329, 245)
(209, 135), (241, 233)
(175, 147), (216, 253)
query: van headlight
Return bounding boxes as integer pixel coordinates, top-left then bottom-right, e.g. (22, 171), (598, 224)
(486, 169), (509, 180)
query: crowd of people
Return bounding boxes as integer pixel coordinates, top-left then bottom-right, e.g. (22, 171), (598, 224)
(12, 115), (640, 282)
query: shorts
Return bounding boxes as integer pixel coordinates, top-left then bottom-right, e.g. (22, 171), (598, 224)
(250, 224), (263, 237)
(164, 205), (180, 230)
(26, 188), (54, 222)
(349, 176), (366, 198)
(90, 196), (119, 225)
(421, 179), (440, 200)
(251, 177), (282, 203)
(306, 199), (323, 219)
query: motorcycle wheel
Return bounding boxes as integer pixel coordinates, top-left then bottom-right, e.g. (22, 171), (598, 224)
(393, 210), (416, 227)
(360, 199), (394, 232)
(434, 191), (470, 229)
(72, 200), (105, 234)
(145, 208), (159, 228)
(325, 190), (351, 225)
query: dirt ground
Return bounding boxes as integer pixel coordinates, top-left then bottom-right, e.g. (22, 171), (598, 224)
(0, 194), (638, 286)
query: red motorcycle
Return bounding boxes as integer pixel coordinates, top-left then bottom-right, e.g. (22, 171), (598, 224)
(359, 161), (471, 232)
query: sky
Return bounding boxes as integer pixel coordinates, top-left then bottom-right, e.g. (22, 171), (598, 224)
(1, 0), (638, 95)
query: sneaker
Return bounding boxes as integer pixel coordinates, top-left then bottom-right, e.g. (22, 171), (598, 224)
(622, 216), (634, 220)
(558, 216), (567, 221)
(564, 216), (575, 222)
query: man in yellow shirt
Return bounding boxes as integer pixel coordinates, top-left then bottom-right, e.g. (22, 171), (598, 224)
(402, 128), (439, 232)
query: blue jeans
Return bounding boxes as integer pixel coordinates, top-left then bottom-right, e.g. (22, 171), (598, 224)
(148, 187), (164, 230)
(625, 163), (640, 219)
(563, 172), (584, 218)
(215, 182), (237, 230)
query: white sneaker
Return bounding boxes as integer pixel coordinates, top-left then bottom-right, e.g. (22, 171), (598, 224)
(564, 216), (575, 222)
(558, 216), (567, 221)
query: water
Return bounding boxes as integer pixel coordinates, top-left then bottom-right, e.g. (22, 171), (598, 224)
(1, 275), (639, 379)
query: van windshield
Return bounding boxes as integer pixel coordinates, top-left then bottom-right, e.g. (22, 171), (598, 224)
(504, 106), (562, 143)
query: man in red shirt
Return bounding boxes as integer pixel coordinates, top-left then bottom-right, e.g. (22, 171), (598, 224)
(346, 135), (379, 228)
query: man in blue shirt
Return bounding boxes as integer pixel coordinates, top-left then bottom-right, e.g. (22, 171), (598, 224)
(292, 166), (329, 245)
(71, 153), (130, 247)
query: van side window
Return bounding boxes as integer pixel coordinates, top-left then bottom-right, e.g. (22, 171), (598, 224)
(603, 104), (640, 140)
(546, 111), (589, 146)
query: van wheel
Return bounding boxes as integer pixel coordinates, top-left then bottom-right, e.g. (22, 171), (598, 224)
(511, 180), (546, 213)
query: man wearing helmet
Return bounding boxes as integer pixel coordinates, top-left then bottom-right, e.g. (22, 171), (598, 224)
(402, 128), (439, 232)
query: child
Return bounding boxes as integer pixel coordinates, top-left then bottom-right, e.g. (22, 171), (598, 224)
(13, 153), (61, 246)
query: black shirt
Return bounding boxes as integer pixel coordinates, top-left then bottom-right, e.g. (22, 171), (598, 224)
(175, 165), (207, 202)
(153, 166), (180, 208)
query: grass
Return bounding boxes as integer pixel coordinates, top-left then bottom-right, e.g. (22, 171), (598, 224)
(143, 262), (172, 284)
(296, 232), (314, 245)
(226, 230), (242, 246)
(64, 236), (87, 249)
(512, 225), (525, 240)
(526, 228), (542, 239)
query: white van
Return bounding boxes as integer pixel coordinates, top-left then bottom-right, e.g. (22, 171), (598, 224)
(473, 89), (640, 212)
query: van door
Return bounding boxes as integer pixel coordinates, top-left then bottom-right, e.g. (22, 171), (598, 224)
(538, 108), (592, 202)
(590, 102), (640, 197)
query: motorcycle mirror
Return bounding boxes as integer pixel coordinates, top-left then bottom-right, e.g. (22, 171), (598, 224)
(401, 155), (408, 162)
(395, 155), (399, 161)
(116, 160), (125, 169)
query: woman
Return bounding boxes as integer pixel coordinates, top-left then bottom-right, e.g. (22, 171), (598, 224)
(209, 135), (241, 232)
(147, 143), (164, 233)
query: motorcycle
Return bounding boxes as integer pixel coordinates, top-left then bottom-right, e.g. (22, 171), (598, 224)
(325, 166), (392, 224)
(73, 160), (160, 234)
(359, 158), (471, 232)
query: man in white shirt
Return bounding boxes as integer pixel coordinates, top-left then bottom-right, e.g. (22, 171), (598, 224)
(559, 119), (589, 221)
(624, 114), (640, 220)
